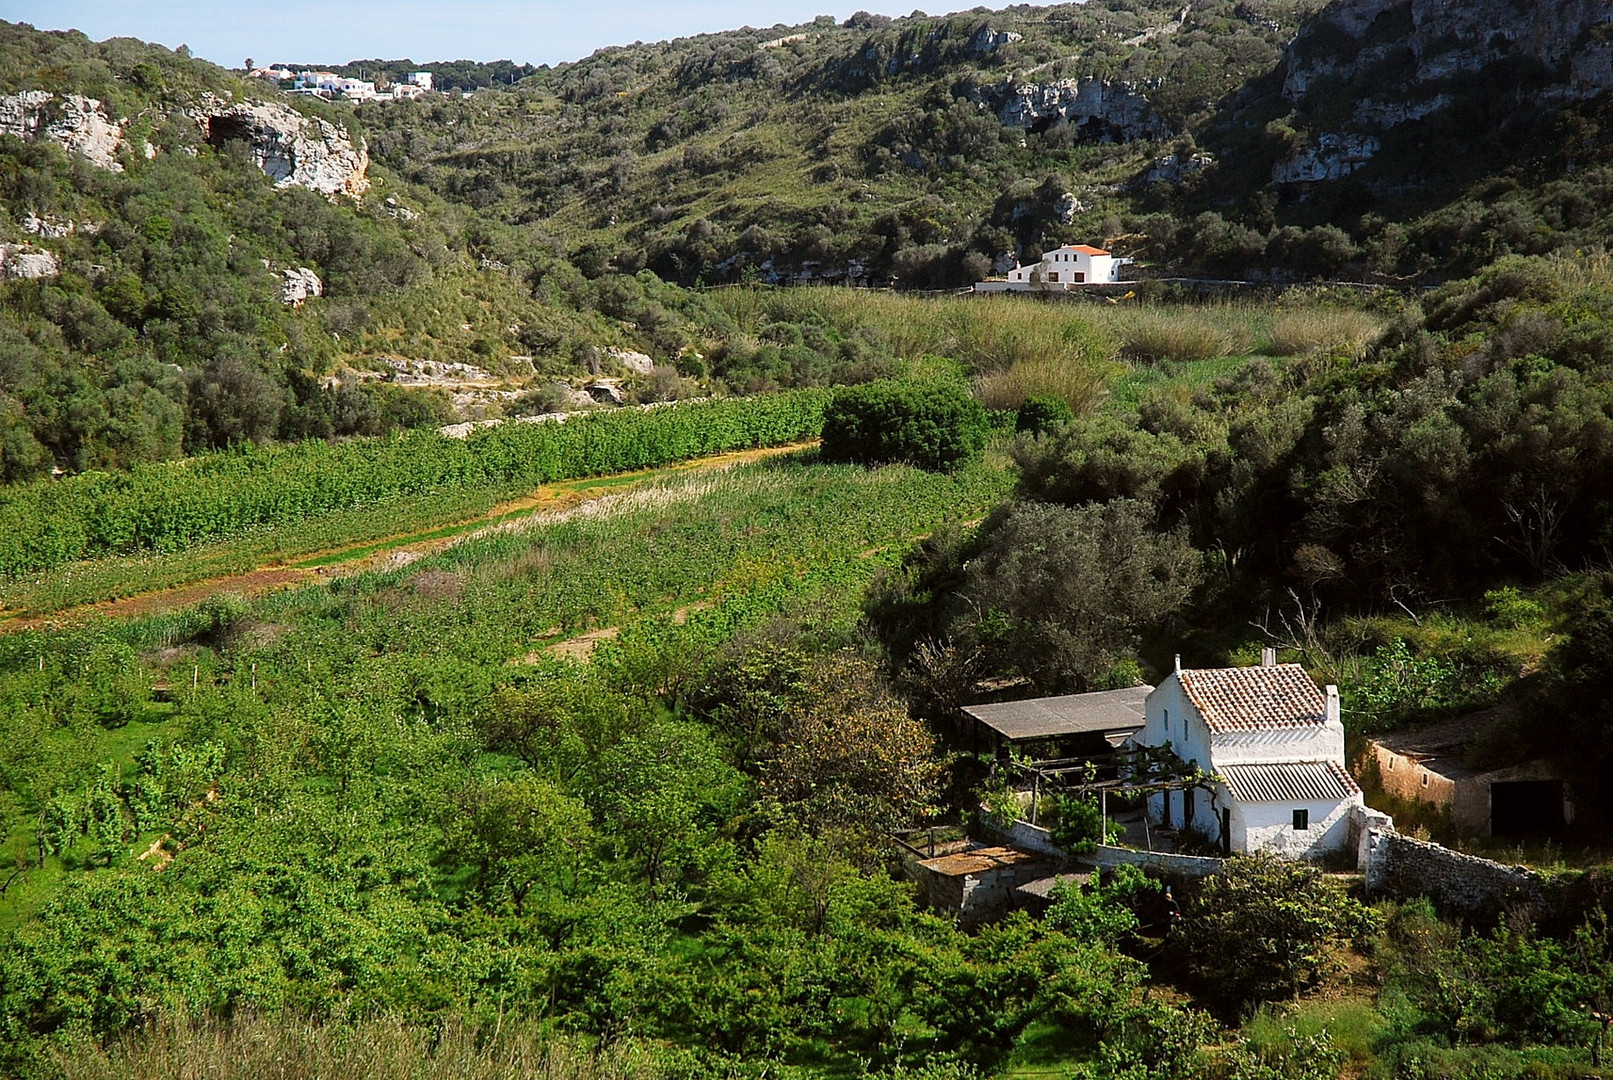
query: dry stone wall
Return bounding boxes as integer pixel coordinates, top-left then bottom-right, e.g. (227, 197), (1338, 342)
(1093, 845), (1223, 878)
(1365, 829), (1546, 920)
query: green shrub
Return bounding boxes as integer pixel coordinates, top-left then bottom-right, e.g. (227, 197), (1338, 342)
(1484, 586), (1547, 630)
(1014, 394), (1077, 435)
(820, 380), (989, 472)
(1048, 794), (1115, 855)
(1177, 852), (1381, 1009)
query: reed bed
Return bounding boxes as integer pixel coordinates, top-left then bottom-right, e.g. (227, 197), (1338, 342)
(56, 1014), (665, 1080)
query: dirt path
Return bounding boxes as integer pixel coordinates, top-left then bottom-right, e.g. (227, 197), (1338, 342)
(0, 442), (814, 634)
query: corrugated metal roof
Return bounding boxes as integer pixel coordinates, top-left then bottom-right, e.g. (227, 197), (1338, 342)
(962, 685), (1150, 742)
(1219, 761), (1360, 803)
(1016, 872), (1092, 899)
(1178, 664), (1326, 732)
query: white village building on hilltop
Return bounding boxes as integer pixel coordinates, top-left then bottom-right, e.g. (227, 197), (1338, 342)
(1139, 653), (1362, 860)
(974, 244), (1126, 293)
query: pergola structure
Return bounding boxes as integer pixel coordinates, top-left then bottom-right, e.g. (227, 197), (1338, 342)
(965, 686), (1222, 852)
(961, 685), (1150, 758)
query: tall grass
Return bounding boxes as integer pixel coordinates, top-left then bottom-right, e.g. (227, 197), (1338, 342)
(1102, 309), (1242, 364)
(975, 354), (1111, 412)
(709, 287), (1122, 410)
(1267, 307), (1385, 358)
(1241, 1000), (1385, 1068)
(55, 1014), (666, 1080)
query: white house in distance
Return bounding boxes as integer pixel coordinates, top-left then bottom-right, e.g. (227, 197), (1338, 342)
(974, 244), (1124, 292)
(1139, 651), (1362, 860)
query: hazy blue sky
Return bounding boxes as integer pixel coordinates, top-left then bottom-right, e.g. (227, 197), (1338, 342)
(8, 2), (991, 68)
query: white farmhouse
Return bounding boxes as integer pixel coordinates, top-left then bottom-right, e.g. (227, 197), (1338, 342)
(1140, 652), (1361, 860)
(975, 244), (1124, 292)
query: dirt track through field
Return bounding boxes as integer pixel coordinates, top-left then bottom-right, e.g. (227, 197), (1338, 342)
(0, 442), (814, 634)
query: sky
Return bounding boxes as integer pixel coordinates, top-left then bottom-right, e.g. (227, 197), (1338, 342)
(6, 1), (991, 69)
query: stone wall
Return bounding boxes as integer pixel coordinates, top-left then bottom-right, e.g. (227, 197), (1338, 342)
(956, 857), (1059, 928)
(1364, 829), (1546, 920)
(1094, 845), (1223, 878)
(981, 816), (1066, 858)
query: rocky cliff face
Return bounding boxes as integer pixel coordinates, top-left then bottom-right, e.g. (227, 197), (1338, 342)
(1266, 0), (1613, 183)
(1284, 0), (1613, 113)
(0, 243), (61, 279)
(984, 77), (1170, 142)
(0, 89), (367, 198)
(0, 91), (126, 171)
(193, 97), (369, 199)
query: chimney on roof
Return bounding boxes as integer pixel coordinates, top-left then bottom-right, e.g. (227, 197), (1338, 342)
(1325, 684), (1340, 725)
(1174, 653), (1181, 673)
(1261, 646), (1276, 667)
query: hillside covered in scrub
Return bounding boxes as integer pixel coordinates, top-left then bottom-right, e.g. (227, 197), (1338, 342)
(0, 23), (902, 483)
(9, 0), (1613, 484)
(360, 0), (1613, 286)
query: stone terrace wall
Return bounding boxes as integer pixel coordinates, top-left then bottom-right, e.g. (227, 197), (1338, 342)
(1365, 829), (1546, 920)
(1094, 845), (1223, 878)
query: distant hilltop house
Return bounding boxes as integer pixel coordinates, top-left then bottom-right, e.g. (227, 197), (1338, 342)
(974, 244), (1128, 292)
(263, 69), (424, 102)
(1139, 651), (1362, 860)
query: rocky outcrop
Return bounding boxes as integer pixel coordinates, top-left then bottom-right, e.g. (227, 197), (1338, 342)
(1272, 133), (1381, 183)
(985, 77), (1169, 142)
(192, 96), (369, 199)
(21, 212), (87, 238)
(1145, 151), (1215, 184)
(0, 244), (62, 279)
(280, 267), (323, 305)
(0, 91), (126, 171)
(1283, 0), (1613, 119)
(599, 347), (655, 375)
(968, 27), (1022, 56)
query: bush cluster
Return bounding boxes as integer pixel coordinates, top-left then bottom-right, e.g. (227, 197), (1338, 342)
(820, 380), (989, 472)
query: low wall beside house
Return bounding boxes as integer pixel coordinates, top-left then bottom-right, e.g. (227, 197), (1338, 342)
(1364, 829), (1547, 920)
(1094, 845), (1223, 878)
(981, 816), (1067, 858)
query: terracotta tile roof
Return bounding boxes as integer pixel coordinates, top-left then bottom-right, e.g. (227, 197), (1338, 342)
(1178, 663), (1326, 733)
(1219, 760), (1360, 803)
(1070, 244), (1109, 255)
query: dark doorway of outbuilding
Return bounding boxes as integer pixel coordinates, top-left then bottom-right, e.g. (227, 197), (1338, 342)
(1490, 779), (1565, 837)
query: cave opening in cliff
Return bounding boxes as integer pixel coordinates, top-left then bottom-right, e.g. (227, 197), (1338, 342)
(203, 116), (255, 150)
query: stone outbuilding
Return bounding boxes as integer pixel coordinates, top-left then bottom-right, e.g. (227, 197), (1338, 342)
(911, 845), (1058, 928)
(1367, 715), (1572, 838)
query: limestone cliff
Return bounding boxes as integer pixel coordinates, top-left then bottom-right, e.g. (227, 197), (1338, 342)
(1269, 0), (1613, 181)
(193, 97), (369, 199)
(982, 77), (1170, 142)
(0, 89), (368, 199)
(1283, 0), (1613, 113)
(0, 91), (126, 171)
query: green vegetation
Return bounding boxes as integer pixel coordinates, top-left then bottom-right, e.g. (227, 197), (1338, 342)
(0, 389), (829, 579)
(9, 7), (1613, 1078)
(820, 380), (989, 472)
